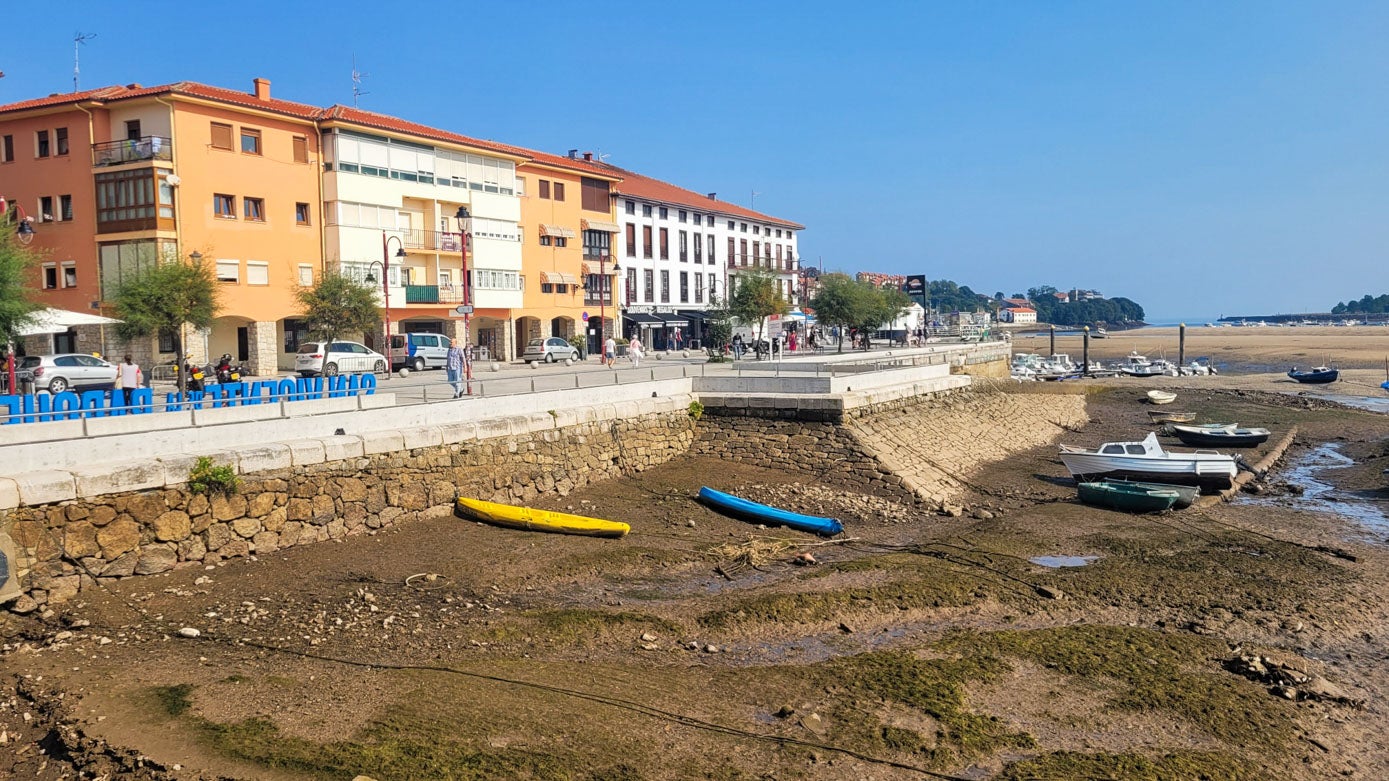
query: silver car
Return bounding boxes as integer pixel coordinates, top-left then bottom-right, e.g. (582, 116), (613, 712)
(294, 341), (388, 377)
(19, 354), (119, 394)
(522, 337), (580, 363)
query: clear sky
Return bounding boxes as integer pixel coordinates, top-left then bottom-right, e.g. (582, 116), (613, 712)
(4, 1), (1387, 319)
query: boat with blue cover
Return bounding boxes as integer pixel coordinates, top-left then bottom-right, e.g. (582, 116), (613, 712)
(698, 487), (844, 536)
(1288, 366), (1338, 384)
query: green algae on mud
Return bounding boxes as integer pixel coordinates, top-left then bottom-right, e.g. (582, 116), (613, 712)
(997, 749), (1264, 781)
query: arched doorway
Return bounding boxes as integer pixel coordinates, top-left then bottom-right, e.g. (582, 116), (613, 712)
(585, 316), (608, 357)
(514, 316), (540, 356)
(550, 316), (574, 339)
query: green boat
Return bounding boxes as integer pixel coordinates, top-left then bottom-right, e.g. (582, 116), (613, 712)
(1077, 481), (1179, 513)
(1105, 479), (1199, 509)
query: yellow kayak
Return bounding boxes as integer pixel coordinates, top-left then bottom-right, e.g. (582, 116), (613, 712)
(455, 497), (630, 538)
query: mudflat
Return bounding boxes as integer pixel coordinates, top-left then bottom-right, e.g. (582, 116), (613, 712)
(2, 384), (1388, 780)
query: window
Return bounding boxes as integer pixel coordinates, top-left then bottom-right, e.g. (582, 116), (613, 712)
(706, 216), (714, 227)
(728, 237), (736, 264)
(211, 122), (233, 150)
(295, 202), (310, 225)
(625, 223), (636, 257)
(553, 182), (565, 201)
(658, 207), (668, 219)
(642, 226), (653, 258)
(55, 127), (69, 156)
(214, 194), (235, 218)
(642, 204), (652, 217)
(247, 262), (269, 286)
(99, 239), (173, 298)
(96, 170), (159, 227)
(541, 281), (555, 294)
(659, 228), (669, 259)
(776, 229), (783, 238)
(126, 120), (142, 140)
(776, 245), (783, 267)
(539, 235), (551, 247)
(216, 260), (239, 283)
(626, 267), (637, 302)
(740, 222), (748, 232)
(753, 225), (760, 235)
(60, 194), (73, 221)
(298, 264), (313, 285)
(678, 210), (687, 223)
(643, 269), (654, 302)
(42, 263), (57, 289)
(240, 128), (261, 155)
(660, 270), (670, 303)
(727, 220), (735, 230)
(38, 196), (54, 223)
(292, 136), (309, 163)
(693, 233), (702, 263)
(740, 239), (748, 265)
(753, 242), (760, 264)
(625, 200), (635, 215)
(158, 327), (177, 354)
(581, 177), (609, 211)
(680, 271), (689, 303)
(694, 273), (704, 303)
(679, 230), (688, 262)
(243, 197), (265, 221)
(582, 229), (610, 259)
(36, 130), (50, 158)
(61, 262), (76, 288)
(1, 134), (12, 162)
(708, 234), (716, 263)
(538, 180), (550, 199)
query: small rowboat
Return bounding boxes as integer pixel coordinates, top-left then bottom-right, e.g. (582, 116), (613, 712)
(1105, 479), (1199, 509)
(1168, 424), (1271, 448)
(1147, 410), (1195, 424)
(1078, 481), (1179, 513)
(1147, 390), (1177, 405)
(455, 497), (630, 538)
(1287, 366), (1338, 384)
(698, 487), (844, 536)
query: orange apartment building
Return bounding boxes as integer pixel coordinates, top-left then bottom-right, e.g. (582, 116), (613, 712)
(0, 79), (322, 374)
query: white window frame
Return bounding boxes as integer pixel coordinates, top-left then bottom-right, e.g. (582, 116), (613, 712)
(298, 264), (314, 285)
(215, 259), (240, 284)
(246, 261), (270, 286)
(60, 261), (77, 288)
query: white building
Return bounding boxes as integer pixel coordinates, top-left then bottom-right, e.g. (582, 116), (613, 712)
(1001, 307), (1038, 324)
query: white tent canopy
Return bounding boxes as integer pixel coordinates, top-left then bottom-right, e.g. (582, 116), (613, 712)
(17, 307), (122, 337)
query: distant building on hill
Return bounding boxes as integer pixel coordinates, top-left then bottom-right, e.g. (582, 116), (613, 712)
(856, 271), (907, 288)
(1000, 307), (1037, 324)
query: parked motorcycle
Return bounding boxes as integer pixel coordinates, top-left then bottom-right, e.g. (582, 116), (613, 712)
(177, 356), (206, 392)
(214, 353), (243, 384)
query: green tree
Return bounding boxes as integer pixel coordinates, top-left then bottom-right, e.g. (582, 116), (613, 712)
(0, 230), (43, 351)
(111, 251), (221, 394)
(809, 273), (862, 353)
(853, 285), (911, 349)
(727, 266), (788, 350)
(703, 292), (733, 359)
(295, 271), (381, 350)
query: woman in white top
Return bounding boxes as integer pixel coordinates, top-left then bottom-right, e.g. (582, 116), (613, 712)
(628, 336), (643, 368)
(117, 355), (141, 403)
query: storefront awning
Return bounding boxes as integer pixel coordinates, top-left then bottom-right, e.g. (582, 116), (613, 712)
(539, 224), (576, 239)
(18, 307), (122, 336)
(677, 309), (714, 322)
(581, 219), (621, 233)
(653, 313), (689, 327)
(623, 313), (665, 326)
(540, 271), (580, 285)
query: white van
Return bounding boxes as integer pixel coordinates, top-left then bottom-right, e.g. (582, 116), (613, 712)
(389, 332), (449, 371)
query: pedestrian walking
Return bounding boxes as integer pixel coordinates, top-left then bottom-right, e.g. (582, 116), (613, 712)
(732, 333), (744, 359)
(117, 355), (141, 405)
(788, 331), (797, 353)
(604, 335), (617, 367)
(628, 336), (644, 367)
(446, 339), (467, 398)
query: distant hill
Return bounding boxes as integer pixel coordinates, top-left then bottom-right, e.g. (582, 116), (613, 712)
(1332, 294), (1389, 315)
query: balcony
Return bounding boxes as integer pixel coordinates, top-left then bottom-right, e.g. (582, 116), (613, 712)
(402, 229), (464, 253)
(92, 136), (172, 167)
(404, 284), (467, 304)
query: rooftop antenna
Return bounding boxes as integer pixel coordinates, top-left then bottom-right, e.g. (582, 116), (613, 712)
(73, 31), (96, 91)
(751, 189), (763, 210)
(351, 54), (369, 107)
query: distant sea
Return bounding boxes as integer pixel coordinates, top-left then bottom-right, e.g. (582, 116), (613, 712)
(1142, 315), (1224, 328)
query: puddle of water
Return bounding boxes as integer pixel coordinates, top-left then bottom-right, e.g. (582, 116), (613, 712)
(1029, 555), (1098, 568)
(1238, 443), (1389, 538)
(1308, 394), (1389, 413)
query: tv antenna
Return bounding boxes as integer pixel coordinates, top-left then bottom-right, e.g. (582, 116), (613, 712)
(751, 189), (763, 210)
(351, 54), (369, 107)
(73, 31), (96, 91)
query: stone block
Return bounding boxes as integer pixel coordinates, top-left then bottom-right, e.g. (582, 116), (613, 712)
(156, 454), (201, 487)
(236, 444), (293, 473)
(135, 546), (178, 575)
(287, 439), (327, 466)
(360, 430), (405, 455)
(438, 422), (478, 445)
(97, 519), (141, 559)
(13, 470), (77, 506)
(72, 461), (165, 499)
(318, 435), (364, 462)
(399, 426), (443, 450)
(0, 478), (19, 510)
(152, 511), (192, 542)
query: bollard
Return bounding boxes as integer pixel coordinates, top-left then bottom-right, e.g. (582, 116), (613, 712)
(650, 369), (656, 381)
(1082, 326), (1090, 376)
(575, 374), (581, 389)
(1049, 324), (1055, 357)
(530, 378), (536, 393)
(1178, 323), (1186, 368)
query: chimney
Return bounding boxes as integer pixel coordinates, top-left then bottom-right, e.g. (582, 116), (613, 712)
(253, 78), (271, 101)
(567, 149), (579, 159)
(583, 152), (593, 161)
(707, 192), (717, 200)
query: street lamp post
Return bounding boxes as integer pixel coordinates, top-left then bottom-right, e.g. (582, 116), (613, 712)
(597, 254), (621, 358)
(454, 206), (474, 395)
(366, 234), (406, 379)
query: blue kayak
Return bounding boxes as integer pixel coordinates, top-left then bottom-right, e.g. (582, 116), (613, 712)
(698, 486), (844, 536)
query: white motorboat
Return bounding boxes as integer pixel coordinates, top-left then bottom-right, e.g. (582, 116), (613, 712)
(1059, 432), (1238, 489)
(1119, 353), (1166, 377)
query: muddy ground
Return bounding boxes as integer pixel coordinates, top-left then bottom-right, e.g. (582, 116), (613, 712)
(4, 386), (1389, 780)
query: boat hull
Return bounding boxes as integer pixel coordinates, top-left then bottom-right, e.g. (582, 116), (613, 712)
(698, 486), (844, 536)
(1147, 410), (1195, 424)
(455, 497), (630, 538)
(1170, 430), (1270, 448)
(1060, 452), (1236, 490)
(1066, 465), (1232, 490)
(1147, 390), (1177, 405)
(1078, 482), (1178, 513)
(1288, 370), (1338, 384)
(1105, 479), (1199, 509)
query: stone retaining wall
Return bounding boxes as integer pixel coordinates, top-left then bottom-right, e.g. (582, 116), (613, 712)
(3, 407), (696, 612)
(690, 386), (1088, 505)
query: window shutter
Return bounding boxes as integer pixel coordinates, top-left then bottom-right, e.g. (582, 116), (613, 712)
(292, 136), (308, 163)
(211, 123), (233, 150)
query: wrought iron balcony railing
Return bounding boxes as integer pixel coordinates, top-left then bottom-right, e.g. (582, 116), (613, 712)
(92, 136), (173, 166)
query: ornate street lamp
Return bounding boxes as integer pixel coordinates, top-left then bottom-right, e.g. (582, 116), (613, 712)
(365, 236), (406, 378)
(454, 206), (474, 394)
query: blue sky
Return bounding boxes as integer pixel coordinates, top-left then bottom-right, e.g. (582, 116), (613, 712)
(5, 1), (1387, 319)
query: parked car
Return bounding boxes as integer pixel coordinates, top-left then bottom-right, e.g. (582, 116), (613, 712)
(522, 337), (580, 363)
(294, 341), (388, 377)
(389, 332), (449, 371)
(19, 354), (118, 394)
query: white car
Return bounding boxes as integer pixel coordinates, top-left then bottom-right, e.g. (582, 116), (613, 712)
(294, 341), (388, 377)
(522, 337), (580, 363)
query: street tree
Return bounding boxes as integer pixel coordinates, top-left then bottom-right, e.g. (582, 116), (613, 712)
(0, 229), (43, 351)
(808, 273), (860, 353)
(295, 271), (380, 348)
(727, 266), (788, 351)
(111, 250), (221, 395)
(851, 284), (911, 349)
(703, 292), (733, 360)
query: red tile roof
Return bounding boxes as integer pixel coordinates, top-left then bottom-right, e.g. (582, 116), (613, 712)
(589, 163), (803, 229)
(0, 81), (324, 121)
(318, 104), (532, 159)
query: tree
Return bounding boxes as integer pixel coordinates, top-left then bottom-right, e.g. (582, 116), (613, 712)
(852, 285), (911, 349)
(808, 273), (861, 353)
(295, 271), (381, 349)
(703, 292), (733, 359)
(727, 266), (788, 350)
(0, 230), (43, 350)
(111, 251), (221, 395)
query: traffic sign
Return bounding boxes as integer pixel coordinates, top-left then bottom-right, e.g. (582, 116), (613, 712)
(581, 312), (589, 321)
(455, 304), (474, 315)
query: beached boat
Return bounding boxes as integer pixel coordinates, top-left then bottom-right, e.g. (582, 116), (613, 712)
(1147, 410), (1196, 424)
(1059, 432), (1239, 489)
(1093, 328), (1107, 339)
(1119, 353), (1167, 377)
(455, 497), (631, 538)
(1287, 366), (1338, 384)
(1168, 424), (1271, 448)
(1382, 380), (1389, 394)
(1077, 481), (1179, 513)
(698, 486), (844, 536)
(1147, 390), (1177, 405)
(1105, 479), (1199, 509)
